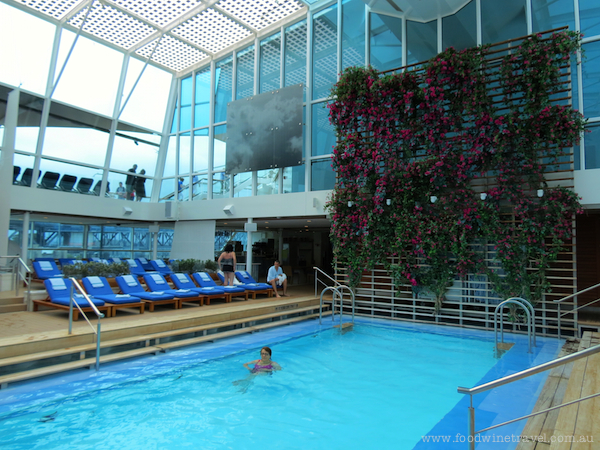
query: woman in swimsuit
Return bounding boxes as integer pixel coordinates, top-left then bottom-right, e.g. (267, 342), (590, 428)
(243, 346), (281, 373)
(217, 243), (237, 286)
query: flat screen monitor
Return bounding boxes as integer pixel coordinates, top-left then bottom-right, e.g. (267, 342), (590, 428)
(225, 84), (303, 174)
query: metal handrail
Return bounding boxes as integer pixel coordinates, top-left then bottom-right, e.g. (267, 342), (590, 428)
(1, 256), (32, 311)
(68, 278), (104, 371)
(494, 297), (535, 353)
(313, 266), (343, 296)
(318, 284), (355, 330)
(554, 281), (600, 339)
(457, 343), (600, 449)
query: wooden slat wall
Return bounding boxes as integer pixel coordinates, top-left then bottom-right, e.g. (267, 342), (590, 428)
(332, 28), (580, 337)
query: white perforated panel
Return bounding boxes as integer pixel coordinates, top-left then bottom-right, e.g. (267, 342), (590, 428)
(172, 8), (252, 54)
(218, 0), (304, 30)
(19, 0), (80, 20)
(136, 34), (208, 72)
(68, 2), (157, 49)
(111, 0), (202, 27)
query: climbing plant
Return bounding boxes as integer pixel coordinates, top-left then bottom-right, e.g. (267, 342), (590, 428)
(326, 31), (585, 313)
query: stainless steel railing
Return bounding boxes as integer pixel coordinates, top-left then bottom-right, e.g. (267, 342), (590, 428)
(68, 278), (104, 371)
(494, 297), (536, 354)
(0, 255), (32, 311)
(554, 281), (600, 339)
(457, 343), (600, 449)
(315, 267), (355, 330)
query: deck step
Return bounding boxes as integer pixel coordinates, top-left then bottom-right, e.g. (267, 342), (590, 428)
(0, 306), (331, 388)
(0, 304), (27, 314)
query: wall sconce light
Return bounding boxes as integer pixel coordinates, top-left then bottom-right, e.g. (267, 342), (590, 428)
(348, 201), (354, 207)
(430, 196), (438, 203)
(386, 198), (391, 206)
(537, 189), (544, 198)
(480, 193), (487, 201)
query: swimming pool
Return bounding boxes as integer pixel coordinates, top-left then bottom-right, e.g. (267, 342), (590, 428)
(0, 318), (563, 450)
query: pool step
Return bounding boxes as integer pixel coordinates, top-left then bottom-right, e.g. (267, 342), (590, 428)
(0, 306), (331, 389)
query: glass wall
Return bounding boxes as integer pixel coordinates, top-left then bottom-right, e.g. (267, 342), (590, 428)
(260, 33), (281, 94)
(370, 13), (402, 72)
(13, 218), (173, 261)
(312, 4), (338, 100)
(442, 0), (476, 52)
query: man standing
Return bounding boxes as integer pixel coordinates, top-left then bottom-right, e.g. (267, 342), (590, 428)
(116, 182), (126, 199)
(267, 260), (288, 297)
(125, 164), (137, 200)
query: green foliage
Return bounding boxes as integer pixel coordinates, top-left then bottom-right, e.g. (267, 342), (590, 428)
(62, 261), (130, 279)
(327, 31), (585, 313)
(170, 259), (218, 273)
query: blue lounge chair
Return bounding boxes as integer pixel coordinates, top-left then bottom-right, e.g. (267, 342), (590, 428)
(32, 260), (63, 280)
(142, 273), (203, 306)
(58, 258), (86, 268)
(33, 278), (112, 320)
(150, 259), (174, 275)
(136, 257), (154, 271)
(192, 272), (248, 301)
(234, 270), (273, 298)
(115, 275), (180, 311)
(172, 273), (231, 305)
(125, 259), (147, 276)
(82, 276), (145, 316)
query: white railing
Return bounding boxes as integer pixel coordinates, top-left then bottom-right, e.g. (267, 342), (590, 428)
(555, 281), (600, 339)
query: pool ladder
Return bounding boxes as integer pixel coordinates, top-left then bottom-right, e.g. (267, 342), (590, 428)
(314, 267), (355, 330)
(494, 297), (536, 354)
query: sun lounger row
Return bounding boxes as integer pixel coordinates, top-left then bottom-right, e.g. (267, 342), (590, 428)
(32, 258), (173, 280)
(34, 270), (275, 320)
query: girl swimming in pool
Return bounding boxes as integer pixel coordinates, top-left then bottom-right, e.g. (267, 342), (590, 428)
(243, 347), (281, 373)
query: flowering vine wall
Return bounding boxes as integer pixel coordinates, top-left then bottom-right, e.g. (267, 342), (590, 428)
(326, 31), (586, 312)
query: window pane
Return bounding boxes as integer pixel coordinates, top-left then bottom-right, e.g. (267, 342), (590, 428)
(237, 45), (255, 100)
(134, 228), (150, 251)
(99, 226), (133, 251)
(43, 102), (110, 166)
(157, 229), (174, 253)
(179, 76), (193, 132)
(32, 222), (60, 249)
(532, 0), (575, 34)
(283, 165), (305, 193)
(192, 174), (208, 200)
(213, 124), (227, 171)
(15, 93), (44, 154)
(120, 58), (172, 132)
(311, 159), (335, 191)
(370, 13), (403, 72)
(260, 33), (282, 93)
(164, 136), (176, 177)
(179, 133), (191, 175)
(585, 124), (600, 169)
(580, 2), (600, 38)
(215, 56), (233, 123)
(111, 134), (159, 177)
(193, 128), (209, 173)
(233, 172), (252, 197)
(195, 67), (211, 129)
(88, 225), (101, 249)
(257, 169), (279, 195)
(407, 19), (437, 65)
(132, 174), (152, 202)
(213, 172), (230, 199)
(0, 3), (54, 95)
(342, 0), (365, 70)
(442, 0), (476, 52)
(60, 224), (84, 248)
(582, 41), (600, 118)
(313, 4), (338, 100)
(37, 159), (104, 195)
(53, 30), (123, 116)
(159, 178), (176, 202)
(482, 0), (527, 45)
(312, 102), (335, 157)
(13, 153), (36, 187)
(285, 20), (307, 100)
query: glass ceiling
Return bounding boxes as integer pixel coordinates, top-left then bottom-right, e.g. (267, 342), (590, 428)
(7, 0), (307, 75)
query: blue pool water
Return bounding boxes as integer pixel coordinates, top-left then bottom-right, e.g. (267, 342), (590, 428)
(0, 318), (563, 450)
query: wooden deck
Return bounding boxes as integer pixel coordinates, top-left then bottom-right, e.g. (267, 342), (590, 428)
(0, 284), (325, 359)
(517, 332), (600, 450)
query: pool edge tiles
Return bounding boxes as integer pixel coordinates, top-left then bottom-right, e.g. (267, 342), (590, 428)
(415, 323), (563, 450)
